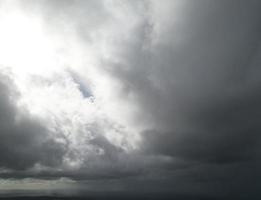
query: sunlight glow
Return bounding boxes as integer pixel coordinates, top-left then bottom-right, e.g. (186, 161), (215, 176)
(0, 5), (142, 162)
(0, 10), (60, 76)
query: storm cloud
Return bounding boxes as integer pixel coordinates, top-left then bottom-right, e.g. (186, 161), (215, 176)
(0, 0), (261, 199)
(0, 71), (66, 170)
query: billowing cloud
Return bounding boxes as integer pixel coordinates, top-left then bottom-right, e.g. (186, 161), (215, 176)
(0, 71), (66, 170)
(0, 0), (261, 199)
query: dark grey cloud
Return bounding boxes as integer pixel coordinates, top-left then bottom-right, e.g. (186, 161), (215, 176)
(86, 0), (261, 172)
(141, 0), (261, 163)
(93, 0), (261, 197)
(1, 0), (261, 199)
(0, 72), (66, 170)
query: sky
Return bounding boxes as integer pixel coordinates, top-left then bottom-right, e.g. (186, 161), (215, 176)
(0, 0), (261, 199)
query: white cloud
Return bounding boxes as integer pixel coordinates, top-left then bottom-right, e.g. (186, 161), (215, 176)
(0, 0), (151, 176)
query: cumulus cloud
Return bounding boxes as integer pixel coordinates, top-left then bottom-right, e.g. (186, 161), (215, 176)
(0, 71), (66, 170)
(0, 0), (261, 198)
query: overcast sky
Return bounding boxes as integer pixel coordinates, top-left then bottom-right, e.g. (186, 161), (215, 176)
(0, 0), (261, 199)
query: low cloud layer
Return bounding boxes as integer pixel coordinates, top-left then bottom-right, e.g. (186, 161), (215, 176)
(0, 0), (261, 199)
